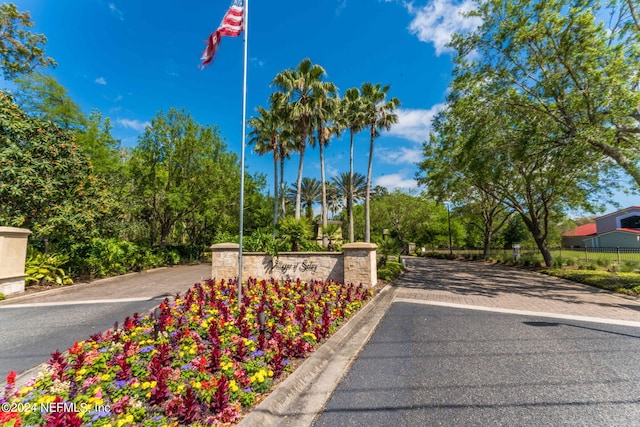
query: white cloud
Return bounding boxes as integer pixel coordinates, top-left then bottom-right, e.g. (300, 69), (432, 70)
(387, 105), (443, 143)
(377, 146), (423, 165)
(95, 77), (107, 85)
(250, 57), (265, 68)
(117, 118), (150, 132)
(336, 0), (347, 15)
(405, 0), (481, 55)
(109, 3), (124, 21)
(374, 173), (418, 190)
(326, 163), (340, 178)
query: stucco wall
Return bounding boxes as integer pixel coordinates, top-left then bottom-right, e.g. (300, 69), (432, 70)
(0, 227), (31, 295)
(210, 242), (377, 287)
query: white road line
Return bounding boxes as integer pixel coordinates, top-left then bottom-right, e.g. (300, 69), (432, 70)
(0, 297), (155, 308)
(394, 297), (640, 328)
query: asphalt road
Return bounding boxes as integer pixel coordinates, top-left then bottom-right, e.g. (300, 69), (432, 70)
(314, 302), (640, 426)
(0, 263), (211, 382)
(0, 299), (165, 381)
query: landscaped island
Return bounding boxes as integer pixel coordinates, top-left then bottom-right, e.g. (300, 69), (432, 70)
(0, 277), (373, 427)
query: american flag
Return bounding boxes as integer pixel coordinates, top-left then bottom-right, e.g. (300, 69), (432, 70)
(201, 0), (245, 68)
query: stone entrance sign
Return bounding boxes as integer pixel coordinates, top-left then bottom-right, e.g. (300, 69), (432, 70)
(0, 227), (31, 295)
(211, 242), (377, 287)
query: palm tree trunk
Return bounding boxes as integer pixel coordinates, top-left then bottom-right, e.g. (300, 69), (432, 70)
(280, 156), (286, 217)
(319, 129), (328, 247)
(295, 147), (304, 220)
(365, 124), (375, 243)
(272, 151), (278, 232)
(348, 129), (355, 243)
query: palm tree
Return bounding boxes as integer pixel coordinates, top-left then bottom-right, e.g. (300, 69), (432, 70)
(340, 87), (367, 242)
(361, 82), (400, 243)
(312, 81), (338, 246)
(325, 181), (342, 219)
(331, 172), (367, 242)
(287, 177), (321, 222)
(272, 58), (328, 220)
(248, 101), (283, 229)
(271, 92), (295, 218)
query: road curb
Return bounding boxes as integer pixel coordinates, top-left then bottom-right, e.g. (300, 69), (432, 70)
(237, 284), (398, 427)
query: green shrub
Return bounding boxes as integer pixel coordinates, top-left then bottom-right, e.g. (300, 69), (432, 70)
(25, 252), (73, 286)
(378, 261), (404, 281)
(620, 260), (640, 273)
(553, 257), (564, 268)
(277, 217), (314, 252)
(68, 238), (196, 279)
(0, 292), (5, 301)
(542, 269), (640, 295)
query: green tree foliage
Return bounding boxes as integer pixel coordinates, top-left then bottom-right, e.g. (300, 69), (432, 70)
(339, 87), (367, 242)
(331, 172), (366, 243)
(419, 0), (623, 266)
(0, 91), (117, 247)
(457, 192), (513, 257)
(248, 93), (293, 228)
(272, 58), (328, 220)
(351, 190), (460, 249)
(287, 177), (321, 222)
(12, 72), (85, 129)
(454, 0), (640, 188)
(75, 110), (122, 180)
(360, 82), (399, 243)
(0, 3), (56, 80)
(277, 216), (313, 252)
(126, 108), (265, 247)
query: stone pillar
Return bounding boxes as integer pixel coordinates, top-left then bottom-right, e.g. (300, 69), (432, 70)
(0, 227), (31, 296)
(342, 242), (377, 287)
(210, 243), (240, 281)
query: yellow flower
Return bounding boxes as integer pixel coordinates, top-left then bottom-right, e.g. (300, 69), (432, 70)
(116, 414), (135, 427)
(192, 381), (202, 389)
(229, 379), (239, 393)
(88, 397), (104, 407)
(36, 395), (56, 405)
(101, 374), (112, 381)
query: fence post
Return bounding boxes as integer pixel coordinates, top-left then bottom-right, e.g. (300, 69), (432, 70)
(559, 246), (563, 269)
(585, 246), (589, 262)
(617, 247), (621, 264)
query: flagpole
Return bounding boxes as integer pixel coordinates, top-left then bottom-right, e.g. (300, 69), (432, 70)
(237, 0), (248, 308)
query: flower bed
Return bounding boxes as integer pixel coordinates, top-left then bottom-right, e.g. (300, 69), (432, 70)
(1, 278), (373, 426)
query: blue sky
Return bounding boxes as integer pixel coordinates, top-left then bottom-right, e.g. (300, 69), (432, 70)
(4, 0), (638, 212)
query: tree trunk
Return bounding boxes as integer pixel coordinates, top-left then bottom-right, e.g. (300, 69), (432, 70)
(365, 124), (375, 243)
(319, 127), (328, 247)
(295, 147), (304, 220)
(348, 129), (355, 243)
(272, 151), (278, 234)
(482, 230), (492, 259)
(280, 156), (286, 217)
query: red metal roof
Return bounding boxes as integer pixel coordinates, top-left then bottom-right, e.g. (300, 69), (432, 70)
(614, 228), (640, 235)
(562, 223), (597, 237)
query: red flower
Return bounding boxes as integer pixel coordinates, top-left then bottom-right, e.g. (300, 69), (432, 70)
(0, 410), (22, 427)
(6, 370), (17, 386)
